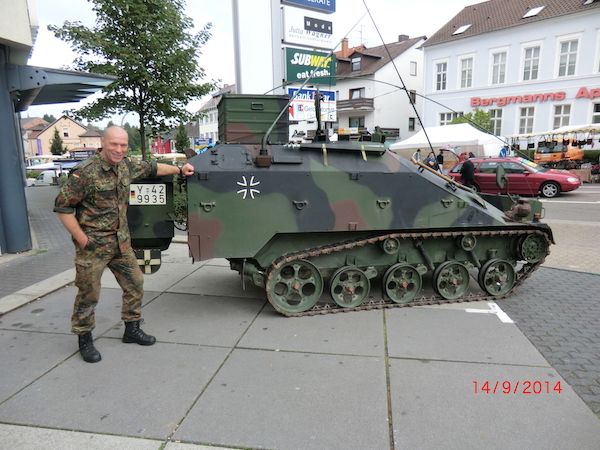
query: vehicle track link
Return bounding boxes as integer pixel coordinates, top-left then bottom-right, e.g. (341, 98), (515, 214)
(265, 228), (552, 317)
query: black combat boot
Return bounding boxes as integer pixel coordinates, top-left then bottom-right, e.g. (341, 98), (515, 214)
(122, 319), (156, 346)
(78, 332), (102, 363)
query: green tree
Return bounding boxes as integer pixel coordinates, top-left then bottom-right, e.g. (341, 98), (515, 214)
(449, 108), (494, 134)
(123, 122), (142, 154)
(49, 127), (67, 155)
(42, 114), (56, 123)
(49, 0), (215, 159)
(174, 124), (190, 154)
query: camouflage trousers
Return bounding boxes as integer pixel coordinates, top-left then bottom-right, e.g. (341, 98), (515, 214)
(71, 236), (143, 335)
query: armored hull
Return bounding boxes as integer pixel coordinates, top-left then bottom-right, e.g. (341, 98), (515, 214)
(185, 139), (552, 316)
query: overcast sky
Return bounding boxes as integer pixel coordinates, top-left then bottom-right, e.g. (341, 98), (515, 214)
(26, 0), (478, 126)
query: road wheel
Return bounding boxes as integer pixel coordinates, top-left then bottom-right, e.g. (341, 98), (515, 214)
(540, 181), (560, 198)
(471, 182), (480, 193)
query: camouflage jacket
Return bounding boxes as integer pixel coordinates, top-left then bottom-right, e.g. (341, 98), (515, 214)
(54, 153), (158, 252)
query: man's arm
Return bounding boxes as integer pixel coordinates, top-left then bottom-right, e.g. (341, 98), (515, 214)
(56, 212), (88, 249)
(156, 162), (194, 177)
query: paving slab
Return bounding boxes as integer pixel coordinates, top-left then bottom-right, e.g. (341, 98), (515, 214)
(166, 263), (266, 299)
(0, 330), (74, 402)
(240, 307), (386, 356)
(0, 286), (159, 336)
(0, 424), (162, 450)
(0, 339), (229, 440)
(173, 348), (390, 450)
(104, 292), (266, 346)
(389, 358), (600, 449)
(386, 305), (550, 366)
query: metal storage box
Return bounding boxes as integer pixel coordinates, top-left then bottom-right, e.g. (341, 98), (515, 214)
(217, 94), (290, 144)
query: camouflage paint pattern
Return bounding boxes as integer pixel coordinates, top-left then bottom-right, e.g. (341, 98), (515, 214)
(54, 153), (158, 333)
(71, 237), (143, 334)
(186, 139), (515, 270)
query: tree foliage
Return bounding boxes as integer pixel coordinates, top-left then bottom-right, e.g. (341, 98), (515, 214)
(449, 108), (494, 134)
(49, 128), (67, 155)
(49, 0), (215, 159)
(174, 124), (190, 154)
(42, 114), (57, 123)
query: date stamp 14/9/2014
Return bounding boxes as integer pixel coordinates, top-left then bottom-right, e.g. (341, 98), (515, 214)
(473, 381), (563, 394)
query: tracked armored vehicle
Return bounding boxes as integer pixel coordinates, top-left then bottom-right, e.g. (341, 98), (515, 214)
(130, 94), (553, 316)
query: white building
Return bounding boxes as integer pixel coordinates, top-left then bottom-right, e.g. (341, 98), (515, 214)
(334, 35), (426, 141)
(420, 0), (600, 142)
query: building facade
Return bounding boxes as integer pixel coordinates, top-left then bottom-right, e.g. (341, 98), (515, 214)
(25, 116), (102, 157)
(335, 36), (425, 141)
(420, 0), (600, 143)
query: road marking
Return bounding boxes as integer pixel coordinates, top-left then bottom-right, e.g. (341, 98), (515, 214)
(540, 200), (600, 204)
(466, 302), (514, 323)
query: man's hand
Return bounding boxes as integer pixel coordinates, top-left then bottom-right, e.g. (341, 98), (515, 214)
(180, 163), (194, 176)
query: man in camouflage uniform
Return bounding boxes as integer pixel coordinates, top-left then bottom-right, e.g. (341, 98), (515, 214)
(54, 126), (194, 363)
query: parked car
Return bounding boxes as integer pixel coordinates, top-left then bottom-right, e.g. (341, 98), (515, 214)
(29, 170), (68, 186)
(447, 157), (581, 198)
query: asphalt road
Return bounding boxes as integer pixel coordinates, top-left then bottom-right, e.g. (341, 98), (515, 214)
(540, 184), (600, 222)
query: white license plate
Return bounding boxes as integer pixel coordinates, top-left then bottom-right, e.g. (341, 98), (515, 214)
(129, 183), (166, 205)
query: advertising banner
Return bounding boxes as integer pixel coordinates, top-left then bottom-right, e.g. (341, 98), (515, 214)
(285, 47), (336, 85)
(283, 7), (335, 49)
(288, 87), (336, 122)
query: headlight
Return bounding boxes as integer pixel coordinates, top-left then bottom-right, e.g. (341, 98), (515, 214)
(567, 177), (579, 182)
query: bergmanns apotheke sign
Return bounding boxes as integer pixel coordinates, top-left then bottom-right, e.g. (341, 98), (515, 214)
(471, 86), (600, 107)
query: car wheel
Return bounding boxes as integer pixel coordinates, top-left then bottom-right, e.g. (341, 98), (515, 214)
(471, 182), (480, 193)
(541, 181), (560, 198)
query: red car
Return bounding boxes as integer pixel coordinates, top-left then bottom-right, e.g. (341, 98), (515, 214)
(447, 157), (581, 198)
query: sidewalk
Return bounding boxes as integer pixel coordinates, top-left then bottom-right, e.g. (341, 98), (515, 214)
(1, 239), (600, 449)
(0, 185), (599, 448)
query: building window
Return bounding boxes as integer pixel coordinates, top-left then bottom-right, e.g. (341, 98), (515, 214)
(490, 109), (502, 135)
(350, 87), (365, 99)
(410, 61), (417, 76)
(408, 90), (416, 103)
(62, 128), (69, 138)
(523, 46), (540, 81)
(553, 104), (571, 129)
(439, 112), (462, 126)
(436, 62), (447, 91)
(592, 103), (600, 124)
(519, 107), (534, 134)
(408, 117), (415, 131)
(558, 40), (578, 76)
(351, 57), (361, 72)
(460, 58), (473, 88)
(492, 52), (506, 84)
(349, 116), (365, 128)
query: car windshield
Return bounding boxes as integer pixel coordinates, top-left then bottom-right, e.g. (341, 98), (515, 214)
(517, 157), (546, 173)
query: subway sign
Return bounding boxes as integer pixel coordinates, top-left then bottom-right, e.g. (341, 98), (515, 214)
(285, 48), (336, 85)
(281, 0), (336, 14)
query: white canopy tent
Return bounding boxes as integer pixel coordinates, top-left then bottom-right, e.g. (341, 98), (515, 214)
(389, 123), (504, 159)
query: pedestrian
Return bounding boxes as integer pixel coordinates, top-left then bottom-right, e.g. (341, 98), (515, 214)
(412, 148), (422, 162)
(460, 153), (475, 188)
(54, 126), (195, 363)
(436, 151), (444, 173)
(425, 151), (438, 171)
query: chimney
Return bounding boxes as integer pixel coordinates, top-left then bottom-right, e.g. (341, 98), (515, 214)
(341, 38), (349, 57)
(398, 34), (409, 43)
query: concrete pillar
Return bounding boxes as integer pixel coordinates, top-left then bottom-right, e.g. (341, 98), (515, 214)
(0, 45), (32, 253)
